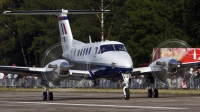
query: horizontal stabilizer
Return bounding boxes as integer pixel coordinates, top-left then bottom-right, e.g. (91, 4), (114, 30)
(3, 9), (110, 15)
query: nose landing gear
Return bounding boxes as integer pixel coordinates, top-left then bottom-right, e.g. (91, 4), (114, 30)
(122, 73), (131, 100)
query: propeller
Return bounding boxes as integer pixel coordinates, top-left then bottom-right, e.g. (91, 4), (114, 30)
(41, 42), (88, 88)
(150, 39), (194, 88)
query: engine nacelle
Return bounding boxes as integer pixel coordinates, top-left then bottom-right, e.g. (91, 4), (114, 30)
(150, 57), (178, 74)
(42, 59), (70, 86)
(149, 57), (178, 85)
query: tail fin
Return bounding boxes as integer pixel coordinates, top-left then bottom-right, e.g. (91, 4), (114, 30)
(3, 9), (110, 52)
(58, 14), (73, 52)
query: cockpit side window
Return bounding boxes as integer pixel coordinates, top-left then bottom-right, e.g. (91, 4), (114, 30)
(95, 47), (98, 54)
(114, 44), (127, 52)
(98, 47), (101, 54)
(100, 44), (114, 53)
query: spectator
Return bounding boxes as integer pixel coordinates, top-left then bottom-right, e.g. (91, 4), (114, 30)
(0, 73), (4, 78)
(138, 76), (143, 89)
(32, 65), (38, 88)
(26, 75), (34, 88)
(7, 73), (14, 87)
(3, 73), (8, 87)
(102, 79), (107, 88)
(132, 76), (138, 89)
(21, 76), (26, 88)
(187, 68), (195, 89)
(171, 75), (177, 89)
(165, 78), (170, 89)
(89, 80), (93, 88)
(136, 76), (140, 88)
(177, 75), (182, 88)
(0, 73), (4, 86)
(12, 64), (20, 88)
(194, 69), (200, 90)
(182, 71), (189, 88)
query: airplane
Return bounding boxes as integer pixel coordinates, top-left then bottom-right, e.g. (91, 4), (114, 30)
(0, 9), (192, 101)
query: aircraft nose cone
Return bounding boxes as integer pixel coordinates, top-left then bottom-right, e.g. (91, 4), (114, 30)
(168, 59), (178, 68)
(118, 55), (133, 68)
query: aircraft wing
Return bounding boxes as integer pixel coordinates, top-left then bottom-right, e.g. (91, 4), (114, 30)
(0, 65), (45, 76)
(131, 61), (200, 76)
(131, 67), (152, 76)
(69, 70), (90, 75)
(68, 70), (91, 80)
(179, 61), (200, 68)
(0, 65), (91, 78)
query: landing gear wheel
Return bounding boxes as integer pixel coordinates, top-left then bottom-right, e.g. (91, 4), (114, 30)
(49, 92), (53, 100)
(148, 89), (152, 98)
(124, 88), (130, 100)
(154, 89), (158, 98)
(43, 92), (47, 101)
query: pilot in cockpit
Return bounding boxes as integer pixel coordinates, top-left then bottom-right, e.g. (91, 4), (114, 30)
(101, 47), (105, 53)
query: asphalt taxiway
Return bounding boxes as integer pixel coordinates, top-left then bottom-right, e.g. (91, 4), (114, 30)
(0, 91), (200, 112)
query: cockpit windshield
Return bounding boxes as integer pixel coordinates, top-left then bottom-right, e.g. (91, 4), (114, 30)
(100, 44), (114, 53)
(114, 44), (127, 51)
(100, 44), (127, 53)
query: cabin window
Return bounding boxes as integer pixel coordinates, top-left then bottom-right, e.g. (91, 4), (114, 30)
(83, 49), (85, 55)
(74, 49), (76, 56)
(88, 47), (91, 54)
(77, 50), (80, 56)
(80, 49), (82, 56)
(82, 49), (84, 56)
(85, 48), (88, 55)
(100, 44), (115, 53)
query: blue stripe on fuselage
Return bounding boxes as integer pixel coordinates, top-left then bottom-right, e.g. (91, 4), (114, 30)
(65, 59), (132, 79)
(59, 16), (68, 21)
(89, 65), (132, 78)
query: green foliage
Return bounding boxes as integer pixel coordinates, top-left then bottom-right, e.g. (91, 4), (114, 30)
(0, 0), (199, 67)
(120, 0), (190, 66)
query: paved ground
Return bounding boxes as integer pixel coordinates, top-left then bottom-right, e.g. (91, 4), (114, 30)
(0, 91), (200, 112)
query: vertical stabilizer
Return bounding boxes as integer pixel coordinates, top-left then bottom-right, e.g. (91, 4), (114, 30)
(58, 14), (73, 52)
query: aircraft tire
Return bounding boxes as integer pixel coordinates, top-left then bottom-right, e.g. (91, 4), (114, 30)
(49, 92), (53, 100)
(154, 89), (158, 98)
(148, 89), (152, 98)
(43, 92), (47, 101)
(124, 88), (130, 100)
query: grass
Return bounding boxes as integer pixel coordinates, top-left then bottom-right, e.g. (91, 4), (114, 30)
(0, 87), (200, 95)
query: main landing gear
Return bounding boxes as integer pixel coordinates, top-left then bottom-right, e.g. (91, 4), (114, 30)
(147, 82), (158, 98)
(148, 88), (158, 98)
(122, 73), (131, 100)
(42, 87), (53, 101)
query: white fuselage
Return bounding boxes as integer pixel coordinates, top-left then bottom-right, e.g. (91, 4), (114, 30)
(62, 40), (133, 79)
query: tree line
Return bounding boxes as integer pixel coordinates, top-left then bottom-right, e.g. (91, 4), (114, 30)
(0, 0), (199, 67)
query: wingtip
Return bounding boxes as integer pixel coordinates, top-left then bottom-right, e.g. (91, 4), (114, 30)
(3, 11), (11, 14)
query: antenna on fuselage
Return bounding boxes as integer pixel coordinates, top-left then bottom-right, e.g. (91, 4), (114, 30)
(89, 35), (92, 43)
